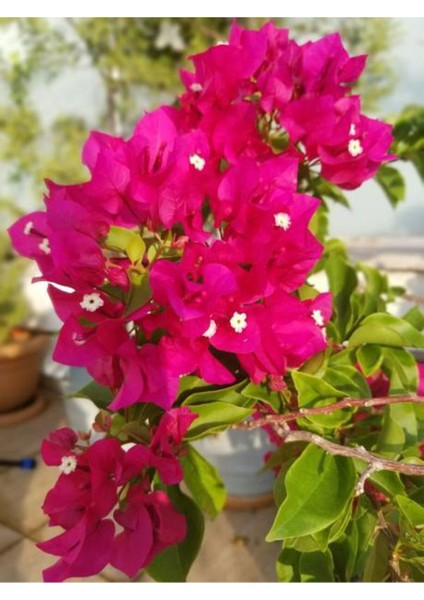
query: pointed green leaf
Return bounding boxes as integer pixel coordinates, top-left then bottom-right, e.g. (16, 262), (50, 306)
(357, 345), (383, 377)
(185, 402), (253, 440)
(181, 445), (226, 519)
(375, 164), (405, 207)
(266, 445), (356, 541)
(127, 235), (145, 263)
(348, 313), (424, 348)
(71, 379), (113, 410)
(299, 549), (334, 582)
(396, 495), (424, 528)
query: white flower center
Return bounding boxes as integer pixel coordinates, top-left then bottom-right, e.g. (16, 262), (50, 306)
(189, 153), (206, 171)
(312, 309), (324, 327)
(349, 123), (357, 136)
(274, 212), (292, 230)
(230, 311), (247, 334)
(39, 238), (51, 255)
(203, 319), (217, 339)
(60, 455), (77, 475)
(348, 139), (363, 157)
(24, 221), (33, 236)
(190, 82), (203, 93)
(80, 293), (104, 313)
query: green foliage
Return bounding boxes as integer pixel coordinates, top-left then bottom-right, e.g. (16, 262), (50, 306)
(0, 231), (29, 344)
(375, 164), (406, 207)
(392, 105), (424, 182)
(267, 445), (356, 541)
(181, 445), (227, 519)
(147, 486), (204, 582)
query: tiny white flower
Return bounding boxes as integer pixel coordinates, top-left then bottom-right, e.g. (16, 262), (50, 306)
(230, 311), (247, 334)
(189, 153), (206, 171)
(348, 139), (363, 157)
(60, 455), (77, 475)
(274, 212), (292, 231)
(24, 221), (33, 236)
(39, 238), (51, 255)
(203, 319), (217, 339)
(80, 293), (104, 313)
(216, 41), (229, 46)
(312, 309), (324, 327)
(349, 123), (357, 136)
(190, 82), (203, 93)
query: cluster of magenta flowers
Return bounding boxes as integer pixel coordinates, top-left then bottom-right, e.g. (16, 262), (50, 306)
(9, 22), (394, 581)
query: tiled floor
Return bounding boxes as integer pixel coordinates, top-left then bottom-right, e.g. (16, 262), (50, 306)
(0, 380), (279, 583)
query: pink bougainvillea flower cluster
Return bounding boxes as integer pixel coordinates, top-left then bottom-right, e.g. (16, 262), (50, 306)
(38, 407), (194, 582)
(8, 21), (394, 581)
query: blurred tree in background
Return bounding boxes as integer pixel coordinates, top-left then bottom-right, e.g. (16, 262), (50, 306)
(0, 17), (405, 220)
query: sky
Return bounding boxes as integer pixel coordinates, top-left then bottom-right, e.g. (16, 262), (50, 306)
(0, 17), (423, 238)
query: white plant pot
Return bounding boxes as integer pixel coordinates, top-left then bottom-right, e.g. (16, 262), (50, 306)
(195, 427), (276, 507)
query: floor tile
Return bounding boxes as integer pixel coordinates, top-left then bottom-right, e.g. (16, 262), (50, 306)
(0, 386), (66, 460)
(188, 506), (279, 582)
(0, 538), (106, 582)
(0, 457), (58, 535)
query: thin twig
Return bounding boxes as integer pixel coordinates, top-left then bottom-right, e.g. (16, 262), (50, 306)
(268, 428), (424, 477)
(234, 394), (424, 430)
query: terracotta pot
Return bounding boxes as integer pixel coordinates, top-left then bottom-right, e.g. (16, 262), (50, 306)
(0, 334), (50, 414)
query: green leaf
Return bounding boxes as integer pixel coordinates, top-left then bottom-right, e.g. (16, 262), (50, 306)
(381, 347), (418, 395)
(177, 375), (207, 398)
(324, 365), (371, 399)
(325, 253), (357, 338)
(125, 277), (152, 316)
(292, 370), (357, 429)
(126, 235), (145, 263)
(313, 177), (350, 208)
(348, 313), (424, 348)
(241, 381), (282, 412)
(368, 470), (405, 497)
(71, 379), (114, 410)
(396, 495), (424, 528)
(363, 529), (391, 582)
(352, 508), (378, 576)
(183, 380), (249, 407)
(299, 549), (335, 582)
(185, 402), (253, 440)
(403, 306), (424, 332)
(266, 445), (356, 541)
(105, 225), (136, 252)
(375, 164), (406, 207)
(276, 545), (335, 582)
(276, 546), (300, 582)
(377, 402), (418, 455)
(181, 445), (226, 519)
(147, 486), (204, 582)
(292, 371), (345, 405)
(357, 345), (383, 377)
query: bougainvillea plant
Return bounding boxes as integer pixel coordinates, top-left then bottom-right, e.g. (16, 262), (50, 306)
(9, 21), (424, 583)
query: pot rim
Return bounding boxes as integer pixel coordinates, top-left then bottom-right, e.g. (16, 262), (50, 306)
(0, 333), (51, 361)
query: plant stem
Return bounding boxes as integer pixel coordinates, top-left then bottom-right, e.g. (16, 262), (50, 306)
(268, 428), (424, 476)
(233, 394), (424, 476)
(235, 394), (424, 429)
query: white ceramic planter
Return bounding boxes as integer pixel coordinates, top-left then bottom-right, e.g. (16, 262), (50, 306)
(195, 427), (275, 505)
